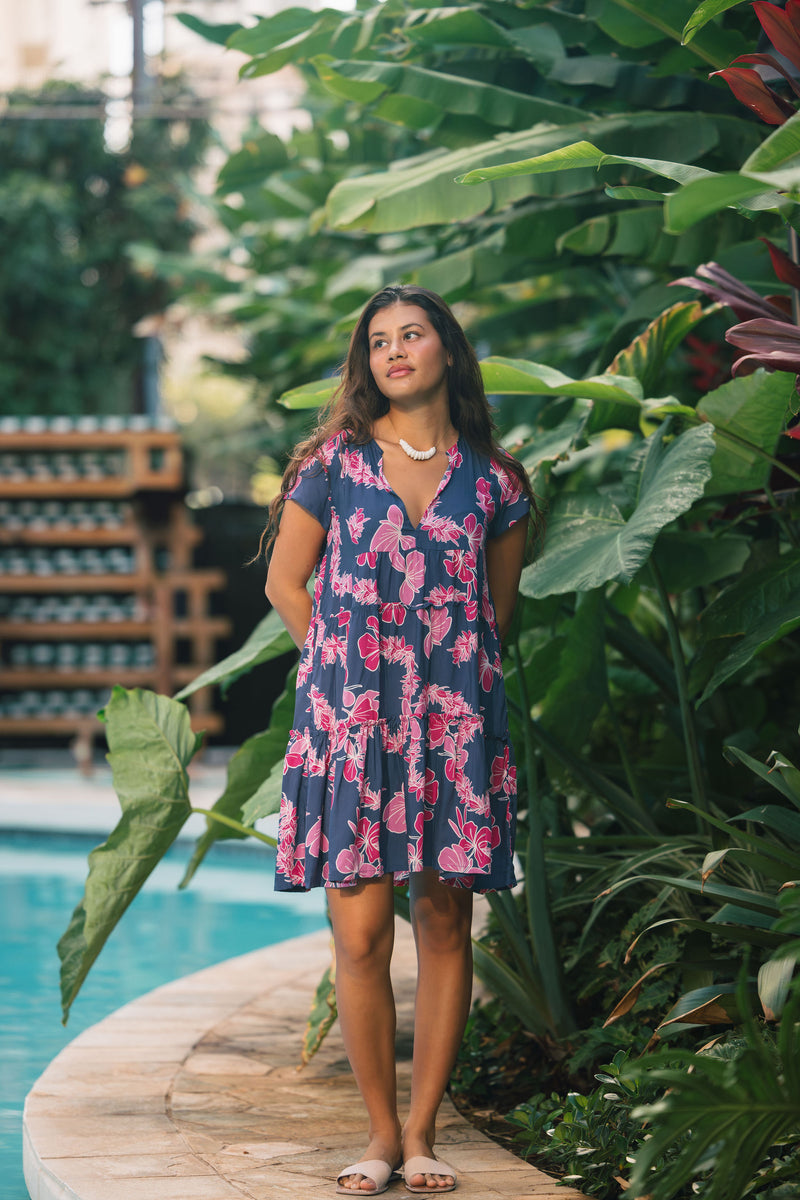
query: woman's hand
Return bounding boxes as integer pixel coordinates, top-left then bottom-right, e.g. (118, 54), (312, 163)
(265, 500), (327, 649)
(486, 516), (528, 643)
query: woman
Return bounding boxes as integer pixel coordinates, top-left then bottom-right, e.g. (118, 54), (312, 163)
(265, 285), (534, 1195)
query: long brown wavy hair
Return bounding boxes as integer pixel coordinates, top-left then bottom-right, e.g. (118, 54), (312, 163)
(261, 285), (539, 556)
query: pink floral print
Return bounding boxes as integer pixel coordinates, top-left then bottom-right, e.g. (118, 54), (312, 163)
(275, 433), (529, 893)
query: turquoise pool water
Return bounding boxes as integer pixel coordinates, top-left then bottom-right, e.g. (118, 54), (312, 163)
(0, 830), (327, 1200)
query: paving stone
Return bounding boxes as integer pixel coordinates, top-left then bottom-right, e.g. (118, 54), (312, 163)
(23, 923), (587, 1200)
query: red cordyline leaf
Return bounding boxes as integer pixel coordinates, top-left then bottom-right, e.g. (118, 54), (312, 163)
(726, 316), (800, 374)
(671, 261), (789, 322)
(760, 237), (800, 290)
(786, 424), (800, 438)
(731, 52), (800, 99)
(753, 0), (800, 75)
(710, 65), (795, 123)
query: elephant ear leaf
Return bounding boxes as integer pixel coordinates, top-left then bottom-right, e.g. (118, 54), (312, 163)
(521, 423), (715, 597)
(58, 687), (201, 1023)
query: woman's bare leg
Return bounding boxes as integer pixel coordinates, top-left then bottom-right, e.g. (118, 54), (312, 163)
(403, 870), (473, 1189)
(327, 875), (402, 1192)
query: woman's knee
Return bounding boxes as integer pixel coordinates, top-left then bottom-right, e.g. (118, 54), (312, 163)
(410, 878), (473, 955)
(328, 879), (395, 973)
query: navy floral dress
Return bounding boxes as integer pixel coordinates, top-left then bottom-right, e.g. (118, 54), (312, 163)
(274, 431), (530, 893)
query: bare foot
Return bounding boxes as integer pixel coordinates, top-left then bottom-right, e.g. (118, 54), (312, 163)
(402, 1130), (454, 1190)
(338, 1131), (402, 1192)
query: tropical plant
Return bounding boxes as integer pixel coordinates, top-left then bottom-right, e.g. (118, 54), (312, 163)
(508, 1050), (679, 1199)
(622, 974), (800, 1200)
(0, 78), (209, 412)
(54, 3), (800, 1194)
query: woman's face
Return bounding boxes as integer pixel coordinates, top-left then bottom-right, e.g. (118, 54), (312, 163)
(367, 303), (451, 405)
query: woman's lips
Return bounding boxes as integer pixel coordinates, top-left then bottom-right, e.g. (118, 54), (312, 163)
(387, 366), (412, 377)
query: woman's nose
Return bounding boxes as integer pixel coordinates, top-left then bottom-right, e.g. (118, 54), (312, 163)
(387, 337), (405, 359)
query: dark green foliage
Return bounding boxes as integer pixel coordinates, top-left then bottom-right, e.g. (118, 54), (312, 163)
(508, 1051), (683, 1199)
(0, 79), (209, 413)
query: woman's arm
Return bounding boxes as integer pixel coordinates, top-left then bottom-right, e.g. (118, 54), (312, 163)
(486, 515), (529, 643)
(265, 499), (327, 649)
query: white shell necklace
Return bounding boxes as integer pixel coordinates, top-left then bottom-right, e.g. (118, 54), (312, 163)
(399, 437), (437, 461)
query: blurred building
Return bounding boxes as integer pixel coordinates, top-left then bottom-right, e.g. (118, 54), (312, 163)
(0, 0), (330, 142)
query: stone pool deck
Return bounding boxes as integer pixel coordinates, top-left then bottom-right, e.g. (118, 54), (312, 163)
(23, 919), (586, 1200)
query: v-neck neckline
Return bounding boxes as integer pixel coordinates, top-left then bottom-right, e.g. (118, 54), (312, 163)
(372, 437), (460, 532)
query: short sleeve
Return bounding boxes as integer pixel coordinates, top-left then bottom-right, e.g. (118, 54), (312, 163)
(487, 461), (530, 540)
(286, 456), (331, 532)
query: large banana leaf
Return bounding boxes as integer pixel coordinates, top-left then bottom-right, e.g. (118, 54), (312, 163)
(695, 368), (795, 496)
(520, 423), (715, 597)
(230, 8), (366, 77)
(174, 609), (295, 700)
(179, 722), (287, 889)
(278, 359), (643, 413)
(311, 57), (579, 128)
(540, 590), (608, 771)
(625, 983), (800, 1200)
(58, 688), (203, 1022)
(457, 142), (716, 189)
(591, 0), (748, 66)
(481, 357), (643, 405)
(327, 114), (720, 232)
(664, 172), (785, 233)
(650, 531), (750, 592)
(682, 0), (752, 43)
(697, 551), (800, 703)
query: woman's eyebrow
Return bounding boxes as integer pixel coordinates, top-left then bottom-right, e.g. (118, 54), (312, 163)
(369, 322), (425, 338)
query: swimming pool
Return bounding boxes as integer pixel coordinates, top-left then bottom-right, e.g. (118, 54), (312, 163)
(1, 830), (327, 1200)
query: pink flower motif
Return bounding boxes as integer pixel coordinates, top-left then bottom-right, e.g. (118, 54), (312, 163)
(462, 512), (484, 554)
(362, 783), (382, 811)
(284, 730), (308, 771)
(342, 735), (362, 783)
(476, 477), (495, 521)
(335, 844), (361, 876)
(384, 789), (407, 833)
(419, 512), (462, 543)
(493, 461), (521, 504)
(340, 447), (386, 490)
(424, 768), (439, 807)
(342, 686), (380, 724)
(451, 631), (477, 665)
(427, 714), (449, 749)
(490, 747), (510, 792)
(464, 600), (478, 622)
(356, 551), (378, 569)
(357, 615), (381, 671)
(399, 549), (426, 605)
(444, 548), (476, 588)
(370, 504), (414, 567)
(305, 815), (328, 859)
(308, 685), (336, 731)
(438, 843), (472, 873)
(346, 508), (368, 543)
(443, 734), (468, 783)
(381, 601), (406, 625)
(356, 815), (381, 862)
(413, 808), (432, 836)
(337, 609), (351, 629)
(321, 633), (347, 666)
(352, 576), (380, 605)
(417, 606), (452, 656)
(458, 821), (497, 869)
(478, 648), (498, 692)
